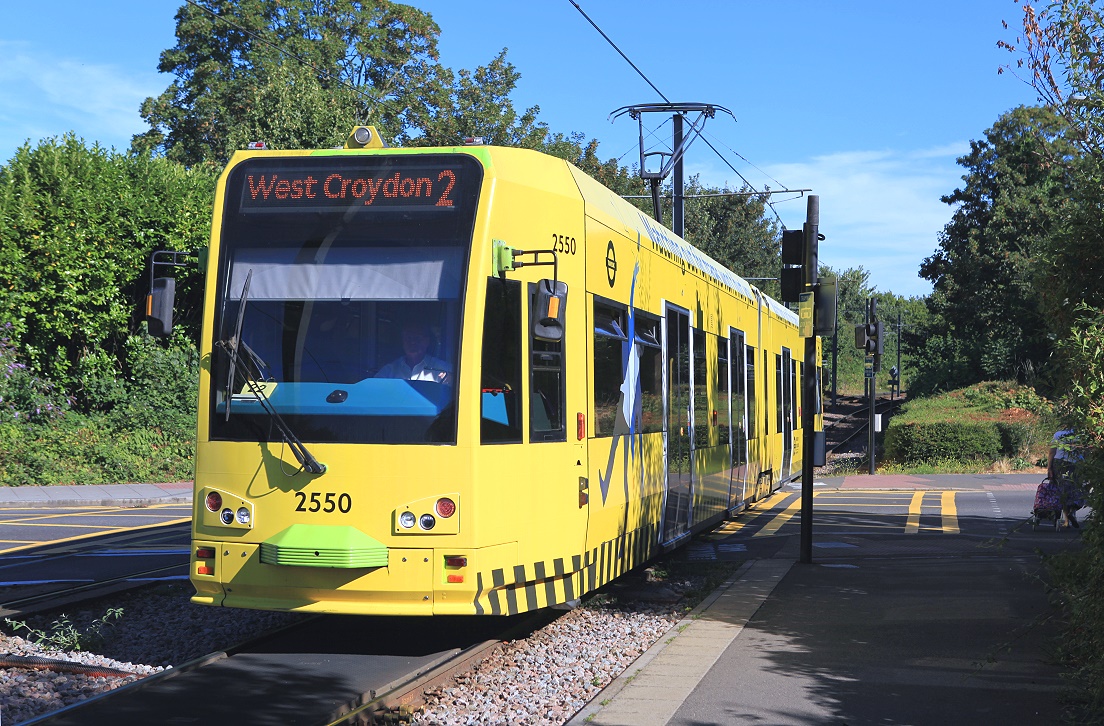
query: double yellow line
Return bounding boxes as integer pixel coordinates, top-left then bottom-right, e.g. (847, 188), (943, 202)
(751, 490), (960, 536)
(903, 491), (959, 534)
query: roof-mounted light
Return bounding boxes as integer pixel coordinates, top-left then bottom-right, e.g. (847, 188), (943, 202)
(344, 125), (387, 149)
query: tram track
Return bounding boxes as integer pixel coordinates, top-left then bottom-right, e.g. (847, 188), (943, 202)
(22, 609), (556, 726)
(824, 394), (905, 455)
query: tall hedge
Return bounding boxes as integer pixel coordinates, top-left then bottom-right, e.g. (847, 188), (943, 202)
(883, 382), (1052, 465)
(0, 135), (216, 400)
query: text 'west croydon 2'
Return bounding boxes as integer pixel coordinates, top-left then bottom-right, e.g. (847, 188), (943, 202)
(245, 169), (457, 207)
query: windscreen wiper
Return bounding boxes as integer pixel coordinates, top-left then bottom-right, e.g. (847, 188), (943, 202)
(218, 270), (326, 476)
(224, 270), (251, 421)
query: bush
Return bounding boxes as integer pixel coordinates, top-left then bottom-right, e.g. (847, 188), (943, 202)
(1047, 305), (1104, 720)
(884, 420), (1002, 464)
(0, 411), (194, 486)
(0, 325), (68, 424)
(883, 382), (1052, 466)
(0, 135), (216, 390)
(0, 328), (197, 486)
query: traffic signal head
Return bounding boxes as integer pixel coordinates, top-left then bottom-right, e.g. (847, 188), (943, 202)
(781, 229), (803, 265)
(854, 321), (883, 354)
(780, 230), (804, 302)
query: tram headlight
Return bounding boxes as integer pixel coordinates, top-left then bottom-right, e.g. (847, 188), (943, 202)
(399, 511), (417, 529)
(419, 514), (436, 530)
(236, 507), (251, 525)
(220, 508), (234, 525)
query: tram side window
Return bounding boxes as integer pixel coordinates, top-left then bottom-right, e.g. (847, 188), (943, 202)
(815, 366), (823, 415)
(716, 334), (730, 447)
(636, 313), (663, 434)
(481, 278), (522, 444)
(693, 328), (708, 444)
(594, 301), (627, 437)
(795, 362), (803, 430)
(746, 345), (757, 440)
(730, 331), (748, 468)
(775, 354), (784, 434)
(530, 284), (566, 442)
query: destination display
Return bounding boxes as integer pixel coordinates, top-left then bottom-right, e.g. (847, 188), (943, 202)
(234, 159), (471, 213)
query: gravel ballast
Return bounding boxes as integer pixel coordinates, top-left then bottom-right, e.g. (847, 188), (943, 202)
(0, 564), (732, 725)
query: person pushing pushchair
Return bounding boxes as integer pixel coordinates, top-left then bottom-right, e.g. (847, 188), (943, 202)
(1039, 428), (1087, 529)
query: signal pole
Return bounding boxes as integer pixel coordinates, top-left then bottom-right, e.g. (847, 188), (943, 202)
(799, 196), (819, 565)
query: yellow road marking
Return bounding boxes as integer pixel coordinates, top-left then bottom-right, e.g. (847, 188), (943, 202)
(941, 491), (959, 534)
(904, 492), (925, 534)
(0, 513), (188, 527)
(816, 502), (915, 508)
(0, 518), (191, 555)
(754, 491), (792, 510)
(703, 519), (746, 540)
(0, 523), (132, 530)
(755, 495), (801, 537)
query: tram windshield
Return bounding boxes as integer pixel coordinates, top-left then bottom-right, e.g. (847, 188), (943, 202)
(209, 154), (482, 445)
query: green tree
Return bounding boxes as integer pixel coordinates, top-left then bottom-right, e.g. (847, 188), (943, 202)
(999, 1), (1104, 338)
(821, 265), (875, 396)
(917, 105), (1073, 393)
(0, 134), (216, 401)
(404, 49), (547, 149)
(681, 178), (781, 298)
(135, 1), (546, 163)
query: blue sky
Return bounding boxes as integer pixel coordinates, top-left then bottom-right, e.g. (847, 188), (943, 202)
(0, 1), (1041, 297)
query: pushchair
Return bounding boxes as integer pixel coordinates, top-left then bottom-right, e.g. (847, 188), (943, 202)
(1030, 475), (1086, 531)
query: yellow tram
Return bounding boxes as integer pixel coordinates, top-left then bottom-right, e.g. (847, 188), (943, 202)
(161, 127), (821, 616)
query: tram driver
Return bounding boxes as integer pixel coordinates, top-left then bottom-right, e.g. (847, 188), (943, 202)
(375, 320), (452, 384)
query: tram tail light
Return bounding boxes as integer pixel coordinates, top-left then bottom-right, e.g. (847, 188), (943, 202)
(445, 555), (466, 583)
(205, 491), (222, 512)
(196, 546), (215, 576)
(436, 498), (456, 518)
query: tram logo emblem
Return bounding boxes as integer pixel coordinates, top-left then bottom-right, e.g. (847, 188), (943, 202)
(605, 241), (617, 287)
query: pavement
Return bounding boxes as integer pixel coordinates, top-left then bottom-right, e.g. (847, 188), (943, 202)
(0, 481), (192, 508)
(570, 473), (1074, 726)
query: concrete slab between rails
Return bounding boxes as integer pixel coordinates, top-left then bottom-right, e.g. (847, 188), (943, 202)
(567, 558), (793, 726)
(0, 482), (193, 508)
(812, 473), (1041, 491)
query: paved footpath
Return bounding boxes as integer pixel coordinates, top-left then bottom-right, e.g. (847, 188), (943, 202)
(0, 482), (191, 507)
(571, 473), (1070, 726)
(823, 472), (1042, 490)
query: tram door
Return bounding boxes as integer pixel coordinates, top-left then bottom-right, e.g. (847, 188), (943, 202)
(662, 306), (692, 544)
(779, 348), (794, 479)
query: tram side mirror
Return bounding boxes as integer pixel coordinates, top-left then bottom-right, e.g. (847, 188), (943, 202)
(147, 277), (176, 338)
(533, 279), (568, 342)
